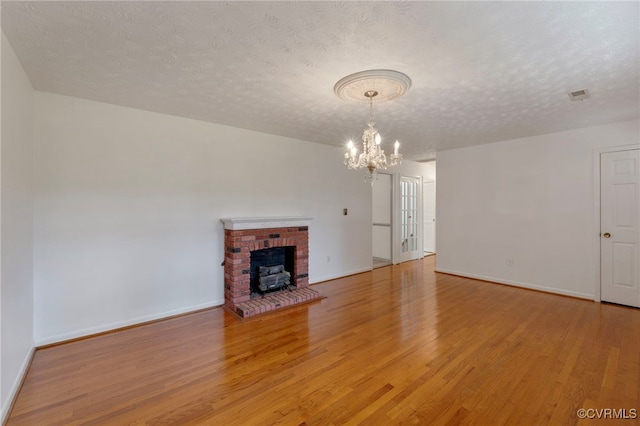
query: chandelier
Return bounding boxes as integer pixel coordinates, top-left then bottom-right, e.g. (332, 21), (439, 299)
(334, 69), (411, 183)
(344, 90), (402, 182)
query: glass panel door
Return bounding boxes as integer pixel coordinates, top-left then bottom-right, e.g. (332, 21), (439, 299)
(399, 176), (421, 262)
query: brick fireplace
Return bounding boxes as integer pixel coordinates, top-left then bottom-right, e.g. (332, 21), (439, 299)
(221, 217), (323, 318)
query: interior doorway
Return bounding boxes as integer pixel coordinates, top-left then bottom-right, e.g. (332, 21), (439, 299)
(372, 173), (392, 268)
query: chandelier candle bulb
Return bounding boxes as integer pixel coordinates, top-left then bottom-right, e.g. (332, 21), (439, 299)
(394, 140), (399, 155)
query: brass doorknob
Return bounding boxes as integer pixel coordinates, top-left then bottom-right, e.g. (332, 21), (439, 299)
(603, 232), (611, 238)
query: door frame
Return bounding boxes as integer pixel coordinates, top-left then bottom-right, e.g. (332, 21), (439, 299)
(423, 178), (436, 254)
(592, 144), (640, 302)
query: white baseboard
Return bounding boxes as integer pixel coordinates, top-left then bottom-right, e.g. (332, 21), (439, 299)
(1, 345), (35, 425)
(34, 299), (224, 347)
(434, 268), (594, 300)
(311, 266), (372, 285)
(33, 266), (382, 346)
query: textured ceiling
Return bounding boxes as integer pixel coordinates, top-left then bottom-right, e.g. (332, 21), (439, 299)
(2, 1), (638, 161)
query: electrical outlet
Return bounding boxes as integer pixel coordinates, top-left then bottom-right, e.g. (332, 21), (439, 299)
(506, 257), (514, 266)
(343, 208), (348, 216)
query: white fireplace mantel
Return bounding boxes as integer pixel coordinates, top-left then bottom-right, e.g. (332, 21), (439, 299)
(220, 217), (313, 231)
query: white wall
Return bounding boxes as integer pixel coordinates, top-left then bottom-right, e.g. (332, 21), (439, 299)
(436, 119), (640, 298)
(422, 161), (436, 182)
(1, 32), (35, 422)
(32, 92), (379, 344)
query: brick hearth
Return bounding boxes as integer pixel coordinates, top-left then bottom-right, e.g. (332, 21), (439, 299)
(221, 217), (322, 318)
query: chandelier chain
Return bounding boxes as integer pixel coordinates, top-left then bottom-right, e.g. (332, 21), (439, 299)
(368, 95), (374, 126)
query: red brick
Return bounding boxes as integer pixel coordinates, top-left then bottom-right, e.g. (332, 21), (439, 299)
(224, 225), (313, 314)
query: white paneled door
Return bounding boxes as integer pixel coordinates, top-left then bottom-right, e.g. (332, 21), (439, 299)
(601, 149), (640, 308)
(398, 176), (421, 263)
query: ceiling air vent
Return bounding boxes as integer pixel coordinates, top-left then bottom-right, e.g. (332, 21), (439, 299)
(568, 89), (590, 101)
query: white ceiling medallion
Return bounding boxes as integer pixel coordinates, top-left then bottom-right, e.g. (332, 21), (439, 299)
(334, 69), (412, 103)
(336, 70), (410, 183)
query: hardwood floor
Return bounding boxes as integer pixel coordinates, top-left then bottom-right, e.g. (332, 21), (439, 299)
(8, 256), (640, 425)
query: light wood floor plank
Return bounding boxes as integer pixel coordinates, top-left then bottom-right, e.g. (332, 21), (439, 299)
(7, 256), (640, 425)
